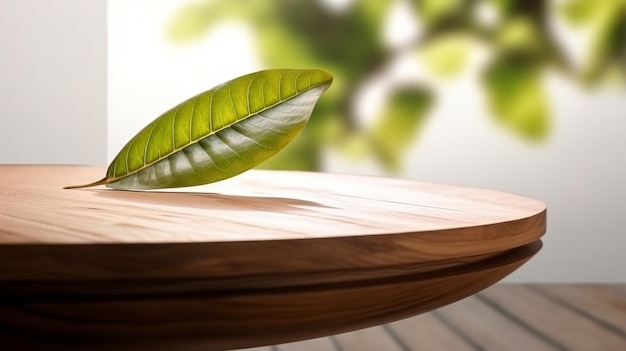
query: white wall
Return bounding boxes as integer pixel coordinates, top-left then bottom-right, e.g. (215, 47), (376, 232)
(0, 0), (107, 165)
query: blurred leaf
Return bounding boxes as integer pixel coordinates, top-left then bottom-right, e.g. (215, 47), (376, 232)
(361, 0), (398, 31)
(268, 1), (388, 76)
(413, 0), (478, 44)
(370, 86), (433, 171)
(418, 33), (471, 78)
(495, 17), (544, 55)
(414, 0), (464, 25)
(561, 0), (626, 84)
(337, 133), (378, 161)
(487, 0), (548, 15)
(484, 1), (570, 72)
(483, 58), (549, 140)
(561, 0), (601, 24)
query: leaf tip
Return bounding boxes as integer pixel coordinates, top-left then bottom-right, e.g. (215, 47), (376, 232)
(319, 70), (334, 87)
(302, 69), (334, 89)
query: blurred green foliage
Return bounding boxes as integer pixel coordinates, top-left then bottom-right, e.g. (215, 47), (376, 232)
(168, 0), (625, 172)
(561, 0), (626, 84)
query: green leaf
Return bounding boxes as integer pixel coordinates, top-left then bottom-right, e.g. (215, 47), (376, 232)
(370, 86), (433, 172)
(66, 69), (333, 190)
(418, 33), (471, 78)
(483, 58), (549, 140)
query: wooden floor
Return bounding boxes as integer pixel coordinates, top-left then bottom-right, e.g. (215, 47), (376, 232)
(238, 284), (626, 351)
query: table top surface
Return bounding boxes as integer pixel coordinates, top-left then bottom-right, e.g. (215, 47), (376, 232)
(0, 165), (546, 283)
(0, 165), (545, 244)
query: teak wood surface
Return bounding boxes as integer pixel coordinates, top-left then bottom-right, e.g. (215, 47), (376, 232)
(0, 165), (547, 350)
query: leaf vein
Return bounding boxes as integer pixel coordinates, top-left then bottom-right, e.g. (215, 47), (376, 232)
(112, 159), (118, 178)
(277, 72), (284, 101)
(260, 78), (266, 109)
(143, 122), (157, 165)
(124, 140), (133, 176)
(208, 91), (214, 132)
(189, 97), (197, 141)
(228, 85), (238, 120)
(216, 132), (249, 162)
(182, 148), (205, 180)
(230, 125), (277, 150)
(171, 106), (180, 150)
(294, 71), (304, 94)
(245, 75), (255, 116)
(198, 139), (230, 174)
(166, 155), (175, 183)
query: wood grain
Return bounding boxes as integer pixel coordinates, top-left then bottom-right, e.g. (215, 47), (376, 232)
(0, 165), (547, 350)
(437, 295), (560, 351)
(387, 312), (476, 351)
(480, 285), (626, 350)
(0, 165), (545, 285)
(530, 284), (626, 335)
(0, 166), (546, 243)
(0, 242), (541, 351)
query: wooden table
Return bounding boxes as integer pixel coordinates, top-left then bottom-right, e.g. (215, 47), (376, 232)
(0, 165), (546, 350)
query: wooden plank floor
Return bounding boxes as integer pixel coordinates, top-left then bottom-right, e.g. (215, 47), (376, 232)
(237, 284), (626, 351)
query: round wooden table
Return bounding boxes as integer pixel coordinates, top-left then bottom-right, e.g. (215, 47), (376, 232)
(0, 165), (546, 350)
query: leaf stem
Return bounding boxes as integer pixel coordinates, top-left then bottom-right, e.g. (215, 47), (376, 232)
(63, 178), (109, 190)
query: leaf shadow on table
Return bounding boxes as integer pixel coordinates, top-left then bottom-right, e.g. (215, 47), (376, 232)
(88, 189), (332, 212)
